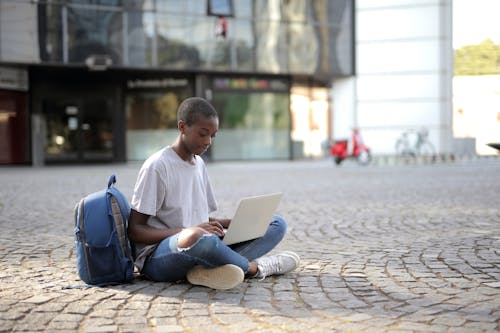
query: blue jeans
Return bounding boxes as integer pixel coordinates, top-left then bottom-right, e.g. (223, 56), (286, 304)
(141, 215), (287, 282)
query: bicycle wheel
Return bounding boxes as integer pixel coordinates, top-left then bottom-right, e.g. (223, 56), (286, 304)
(395, 139), (413, 157)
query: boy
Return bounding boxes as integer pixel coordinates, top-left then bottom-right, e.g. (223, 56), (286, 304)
(128, 97), (299, 290)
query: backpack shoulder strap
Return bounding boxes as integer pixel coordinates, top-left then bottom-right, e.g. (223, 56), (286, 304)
(106, 175), (132, 259)
(107, 174), (130, 219)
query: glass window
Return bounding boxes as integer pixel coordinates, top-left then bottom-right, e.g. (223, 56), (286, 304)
(312, 0), (348, 26)
(291, 85), (329, 158)
(43, 100), (79, 161)
(311, 0), (354, 76)
(281, 0), (307, 23)
(156, 13), (202, 68)
(69, 0), (122, 7)
(126, 86), (192, 160)
(34, 0), (354, 76)
(254, 20), (286, 73)
(233, 0), (252, 18)
(232, 18), (254, 71)
(211, 92), (290, 160)
(154, 0), (205, 15)
(253, 0), (281, 23)
(142, 0), (156, 11)
(183, 0), (208, 15)
(205, 16), (232, 70)
(127, 10), (153, 66)
(207, 0), (234, 17)
(286, 22), (318, 73)
(67, 6), (123, 65)
(81, 99), (114, 160)
(42, 96), (115, 162)
(191, 16), (214, 69)
(38, 4), (64, 62)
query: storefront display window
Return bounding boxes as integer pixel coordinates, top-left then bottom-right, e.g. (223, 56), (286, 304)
(210, 77), (290, 160)
(291, 85), (329, 158)
(42, 97), (114, 162)
(125, 78), (192, 161)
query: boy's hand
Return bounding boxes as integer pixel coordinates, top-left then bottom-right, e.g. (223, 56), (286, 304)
(210, 218), (231, 229)
(199, 221), (225, 237)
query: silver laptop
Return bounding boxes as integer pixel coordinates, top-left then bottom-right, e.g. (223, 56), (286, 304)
(222, 192), (283, 245)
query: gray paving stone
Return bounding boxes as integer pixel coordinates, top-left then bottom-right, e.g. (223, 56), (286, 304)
(153, 325), (185, 333)
(83, 325), (118, 333)
(1, 159), (500, 332)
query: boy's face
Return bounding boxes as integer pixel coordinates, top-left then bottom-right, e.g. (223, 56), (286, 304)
(179, 115), (219, 156)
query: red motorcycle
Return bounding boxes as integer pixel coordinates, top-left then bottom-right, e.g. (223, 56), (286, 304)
(330, 128), (372, 166)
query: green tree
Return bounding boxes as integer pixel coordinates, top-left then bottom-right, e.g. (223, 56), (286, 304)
(454, 39), (500, 76)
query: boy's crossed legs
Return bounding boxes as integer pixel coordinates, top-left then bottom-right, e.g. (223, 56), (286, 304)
(142, 216), (300, 289)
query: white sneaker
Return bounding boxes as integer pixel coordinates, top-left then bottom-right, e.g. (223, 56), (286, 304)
(255, 251), (300, 279)
(187, 264), (244, 290)
(280, 251), (301, 263)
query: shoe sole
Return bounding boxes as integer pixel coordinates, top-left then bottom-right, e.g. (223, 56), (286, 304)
(187, 264), (244, 290)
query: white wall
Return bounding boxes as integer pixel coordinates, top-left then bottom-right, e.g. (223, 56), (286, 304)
(453, 75), (500, 155)
(346, 0), (453, 155)
(332, 77), (356, 140)
(0, 2), (39, 62)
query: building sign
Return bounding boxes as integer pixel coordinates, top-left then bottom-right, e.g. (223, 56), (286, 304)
(127, 78), (189, 89)
(0, 66), (28, 91)
(213, 77), (288, 91)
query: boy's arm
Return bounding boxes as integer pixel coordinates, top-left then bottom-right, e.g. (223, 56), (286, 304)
(128, 209), (183, 245)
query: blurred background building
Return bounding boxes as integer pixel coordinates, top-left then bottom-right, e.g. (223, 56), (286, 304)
(452, 0), (500, 156)
(0, 0), (355, 164)
(0, 0), (497, 165)
(340, 0), (453, 158)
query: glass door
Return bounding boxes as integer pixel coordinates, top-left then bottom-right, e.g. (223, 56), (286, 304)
(43, 99), (80, 162)
(81, 99), (114, 160)
(43, 95), (114, 163)
(290, 85), (329, 158)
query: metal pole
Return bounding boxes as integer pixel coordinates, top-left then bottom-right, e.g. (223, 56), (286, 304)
(62, 5), (68, 63)
(151, 11), (157, 66)
(122, 10), (128, 65)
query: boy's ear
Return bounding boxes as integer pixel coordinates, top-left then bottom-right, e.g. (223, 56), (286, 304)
(178, 120), (186, 132)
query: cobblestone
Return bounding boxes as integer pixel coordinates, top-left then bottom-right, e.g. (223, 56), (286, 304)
(0, 159), (500, 332)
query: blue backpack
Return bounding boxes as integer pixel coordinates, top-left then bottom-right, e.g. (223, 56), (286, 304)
(74, 175), (135, 286)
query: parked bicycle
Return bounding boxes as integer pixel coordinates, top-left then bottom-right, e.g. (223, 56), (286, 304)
(395, 128), (436, 160)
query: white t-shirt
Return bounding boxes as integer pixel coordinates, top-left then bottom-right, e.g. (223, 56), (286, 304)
(131, 147), (217, 270)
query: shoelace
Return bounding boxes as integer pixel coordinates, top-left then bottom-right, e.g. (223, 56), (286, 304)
(257, 255), (281, 280)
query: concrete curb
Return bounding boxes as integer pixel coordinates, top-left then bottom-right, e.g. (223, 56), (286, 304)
(371, 154), (500, 166)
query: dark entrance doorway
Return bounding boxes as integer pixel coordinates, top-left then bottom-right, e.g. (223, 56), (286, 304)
(41, 92), (115, 163)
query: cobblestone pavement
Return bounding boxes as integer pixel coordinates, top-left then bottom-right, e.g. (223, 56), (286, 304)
(0, 158), (499, 333)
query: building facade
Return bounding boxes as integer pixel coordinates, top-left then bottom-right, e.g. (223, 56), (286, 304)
(0, 0), (354, 165)
(334, 0), (455, 157)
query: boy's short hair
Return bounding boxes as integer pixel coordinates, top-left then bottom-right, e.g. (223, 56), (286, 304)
(178, 97), (218, 126)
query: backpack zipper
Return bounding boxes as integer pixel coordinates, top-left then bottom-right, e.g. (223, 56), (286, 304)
(78, 198), (93, 283)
